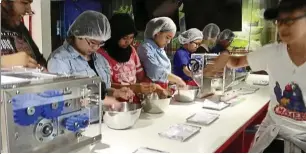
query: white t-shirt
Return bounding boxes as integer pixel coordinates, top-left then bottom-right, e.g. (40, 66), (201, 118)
(248, 43), (306, 131)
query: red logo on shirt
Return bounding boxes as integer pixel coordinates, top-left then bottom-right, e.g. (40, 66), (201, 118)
(274, 82), (306, 121)
(274, 106), (306, 121)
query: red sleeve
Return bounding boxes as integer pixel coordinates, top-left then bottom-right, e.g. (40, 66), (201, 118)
(97, 48), (106, 56)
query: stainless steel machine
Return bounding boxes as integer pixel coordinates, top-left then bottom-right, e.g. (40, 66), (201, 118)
(0, 68), (105, 153)
(190, 53), (246, 96)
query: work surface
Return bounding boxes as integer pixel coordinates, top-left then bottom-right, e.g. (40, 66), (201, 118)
(78, 85), (270, 153)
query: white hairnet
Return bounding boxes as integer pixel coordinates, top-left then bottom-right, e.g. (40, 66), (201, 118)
(67, 10), (111, 41)
(202, 23), (220, 40)
(178, 28), (203, 44)
(144, 17), (177, 39)
(217, 29), (235, 41)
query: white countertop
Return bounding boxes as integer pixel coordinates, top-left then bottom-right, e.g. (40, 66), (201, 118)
(78, 84), (270, 153)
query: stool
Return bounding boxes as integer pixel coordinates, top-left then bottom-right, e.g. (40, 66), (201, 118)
(275, 137), (302, 153)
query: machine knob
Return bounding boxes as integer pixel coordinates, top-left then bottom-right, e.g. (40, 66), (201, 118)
(62, 114), (89, 132)
(78, 115), (90, 128)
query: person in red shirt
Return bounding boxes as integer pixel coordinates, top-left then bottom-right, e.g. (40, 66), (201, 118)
(98, 13), (167, 102)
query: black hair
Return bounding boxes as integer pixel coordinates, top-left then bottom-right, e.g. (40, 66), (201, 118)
(276, 0), (306, 15)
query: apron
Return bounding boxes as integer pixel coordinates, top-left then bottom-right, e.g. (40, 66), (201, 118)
(185, 80), (198, 87)
(249, 113), (306, 153)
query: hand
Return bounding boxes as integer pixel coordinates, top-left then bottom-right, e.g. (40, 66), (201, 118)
(113, 87), (135, 100)
(177, 78), (187, 88)
(133, 83), (156, 94)
(1, 52), (38, 68)
(156, 88), (170, 99)
(154, 84), (170, 99)
(103, 96), (124, 111)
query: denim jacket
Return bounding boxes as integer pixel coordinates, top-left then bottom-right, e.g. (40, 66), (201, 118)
(137, 39), (171, 83)
(47, 42), (111, 88)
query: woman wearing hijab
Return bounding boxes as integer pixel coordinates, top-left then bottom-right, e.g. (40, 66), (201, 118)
(173, 28), (203, 86)
(48, 11), (134, 109)
(138, 17), (186, 93)
(98, 13), (166, 102)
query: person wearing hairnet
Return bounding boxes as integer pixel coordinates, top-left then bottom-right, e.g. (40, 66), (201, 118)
(196, 23), (220, 53)
(97, 13), (167, 102)
(210, 29), (235, 54)
(138, 17), (186, 94)
(173, 28), (203, 86)
(47, 11), (134, 109)
(203, 29), (234, 77)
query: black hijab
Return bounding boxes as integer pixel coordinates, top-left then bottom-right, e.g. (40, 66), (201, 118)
(104, 13), (138, 63)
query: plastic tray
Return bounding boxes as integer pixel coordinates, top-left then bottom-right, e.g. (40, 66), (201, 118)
(202, 99), (230, 111)
(158, 124), (201, 142)
(186, 111), (220, 125)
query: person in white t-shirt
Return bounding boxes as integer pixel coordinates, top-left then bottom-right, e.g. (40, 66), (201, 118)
(209, 0), (306, 152)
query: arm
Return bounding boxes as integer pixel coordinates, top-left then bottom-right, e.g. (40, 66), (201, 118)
(228, 44), (273, 71)
(47, 57), (71, 75)
(111, 83), (142, 94)
(21, 23), (47, 67)
(133, 50), (146, 82)
(183, 66), (192, 77)
(167, 73), (185, 86)
(138, 46), (169, 82)
(204, 45), (272, 76)
(227, 56), (249, 68)
(203, 52), (232, 76)
(137, 46), (184, 85)
(1, 52), (38, 68)
(173, 50), (192, 77)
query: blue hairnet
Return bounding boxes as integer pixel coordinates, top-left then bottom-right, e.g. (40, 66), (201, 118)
(144, 17), (177, 39)
(67, 10), (111, 41)
(178, 28), (203, 44)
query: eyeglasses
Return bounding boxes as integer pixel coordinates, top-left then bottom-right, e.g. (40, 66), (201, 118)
(274, 14), (306, 26)
(85, 39), (105, 48)
(191, 42), (202, 47)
